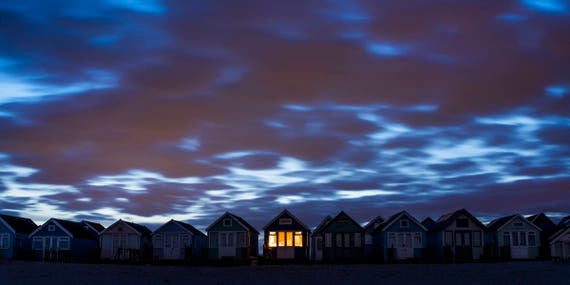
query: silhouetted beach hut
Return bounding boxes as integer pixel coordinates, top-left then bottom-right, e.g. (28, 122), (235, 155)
(371, 211), (428, 261)
(312, 211), (364, 261)
(206, 212), (259, 259)
(487, 214), (541, 260)
(152, 219), (207, 261)
(0, 214), (37, 260)
(100, 219), (152, 261)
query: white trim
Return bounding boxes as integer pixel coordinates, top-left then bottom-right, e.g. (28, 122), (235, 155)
(495, 214), (543, 232)
(381, 211), (428, 232)
(550, 227), (570, 244)
(28, 219), (74, 239)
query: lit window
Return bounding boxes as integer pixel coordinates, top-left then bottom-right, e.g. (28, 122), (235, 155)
(286, 232), (293, 246)
(294, 232), (303, 247)
(0, 234), (9, 249)
(278, 232), (285, 247)
(268, 232), (277, 247)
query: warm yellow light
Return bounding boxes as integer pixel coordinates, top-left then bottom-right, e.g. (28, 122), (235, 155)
(269, 232), (276, 247)
(278, 232), (285, 247)
(294, 232), (303, 247)
(286, 232), (293, 246)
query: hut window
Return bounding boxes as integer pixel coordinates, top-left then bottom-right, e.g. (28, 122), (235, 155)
(388, 233), (396, 247)
(512, 232), (519, 246)
(268, 232), (277, 247)
(279, 218), (292, 225)
(365, 234), (373, 245)
(294, 232), (303, 247)
(400, 220), (409, 228)
(154, 234), (163, 248)
(456, 218), (469, 228)
(413, 233), (422, 248)
(278, 232), (285, 247)
(520, 232), (527, 246)
(444, 231), (453, 246)
(182, 235), (190, 247)
(48, 225), (56, 232)
(344, 233), (351, 247)
(324, 233), (332, 248)
(336, 233), (343, 247)
(58, 237), (70, 250)
(503, 232), (511, 246)
(285, 232), (293, 246)
(223, 219), (232, 227)
(513, 222), (523, 228)
(354, 233), (361, 247)
(236, 232), (245, 247)
(528, 232), (536, 246)
(32, 237), (43, 250)
(220, 233), (227, 247)
(209, 232), (218, 248)
(0, 234), (9, 249)
(228, 233), (235, 247)
(473, 231), (482, 247)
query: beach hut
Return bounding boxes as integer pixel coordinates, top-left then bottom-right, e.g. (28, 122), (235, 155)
(206, 212), (259, 259)
(0, 214), (38, 260)
(100, 219), (152, 261)
(550, 216), (570, 261)
(526, 213), (557, 259)
(312, 211), (364, 261)
(152, 219), (207, 261)
(263, 209), (310, 260)
(487, 214), (541, 259)
(363, 216), (384, 260)
(427, 208), (486, 261)
(29, 219), (100, 262)
(311, 215), (332, 261)
(371, 211), (428, 261)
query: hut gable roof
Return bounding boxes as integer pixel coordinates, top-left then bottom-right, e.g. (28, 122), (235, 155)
(262, 209), (309, 231)
(0, 214), (37, 234)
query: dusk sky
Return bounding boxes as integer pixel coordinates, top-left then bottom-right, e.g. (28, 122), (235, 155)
(1, 0), (569, 231)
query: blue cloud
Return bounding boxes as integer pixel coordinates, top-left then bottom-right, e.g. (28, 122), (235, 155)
(521, 0), (569, 13)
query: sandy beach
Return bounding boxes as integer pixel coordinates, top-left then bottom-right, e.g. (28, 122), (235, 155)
(1, 261), (568, 285)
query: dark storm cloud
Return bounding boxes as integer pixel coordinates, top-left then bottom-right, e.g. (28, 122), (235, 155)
(0, 0), (569, 226)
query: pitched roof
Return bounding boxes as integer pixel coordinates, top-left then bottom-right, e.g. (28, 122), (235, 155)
(372, 211), (427, 234)
(311, 215), (332, 237)
(100, 220), (152, 236)
(431, 208), (486, 232)
(363, 216), (384, 234)
(487, 215), (517, 231)
(549, 223), (570, 243)
(557, 215), (570, 229)
(262, 209), (309, 231)
(206, 212), (259, 234)
(81, 220), (105, 233)
(173, 220), (206, 237)
(53, 219), (99, 239)
(526, 213), (557, 231)
(421, 217), (435, 229)
(0, 214), (38, 234)
(319, 211), (364, 233)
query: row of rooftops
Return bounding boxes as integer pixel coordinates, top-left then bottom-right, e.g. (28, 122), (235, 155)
(2, 209), (569, 238)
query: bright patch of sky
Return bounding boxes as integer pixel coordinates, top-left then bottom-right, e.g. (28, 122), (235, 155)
(87, 169), (202, 192)
(546, 85), (568, 98)
(521, 0), (569, 13)
(367, 43), (409, 57)
(336, 189), (398, 199)
(106, 0), (165, 14)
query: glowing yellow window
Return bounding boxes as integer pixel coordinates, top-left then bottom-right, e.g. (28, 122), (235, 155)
(286, 232), (293, 246)
(268, 232), (276, 247)
(294, 232), (303, 247)
(278, 232), (285, 247)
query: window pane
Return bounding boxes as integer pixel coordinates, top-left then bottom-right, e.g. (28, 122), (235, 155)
(528, 232), (536, 246)
(220, 233), (227, 247)
(464, 232), (471, 246)
(455, 232), (462, 246)
(344, 233), (350, 248)
(336, 233), (343, 247)
(512, 232), (519, 246)
(58, 237), (70, 250)
(33, 237), (43, 250)
(503, 232), (510, 246)
(278, 232), (285, 247)
(325, 233), (332, 248)
(228, 233), (234, 247)
(405, 233), (412, 247)
(286, 232), (293, 246)
(445, 231), (453, 246)
(0, 234), (9, 249)
(354, 233), (361, 247)
(294, 232), (303, 247)
(269, 232), (276, 247)
(473, 231), (481, 247)
(520, 232), (526, 246)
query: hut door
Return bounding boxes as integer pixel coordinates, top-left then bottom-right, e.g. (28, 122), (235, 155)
(164, 233), (180, 259)
(395, 233), (414, 259)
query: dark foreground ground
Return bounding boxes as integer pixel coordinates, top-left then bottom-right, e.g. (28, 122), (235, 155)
(1, 261), (569, 285)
